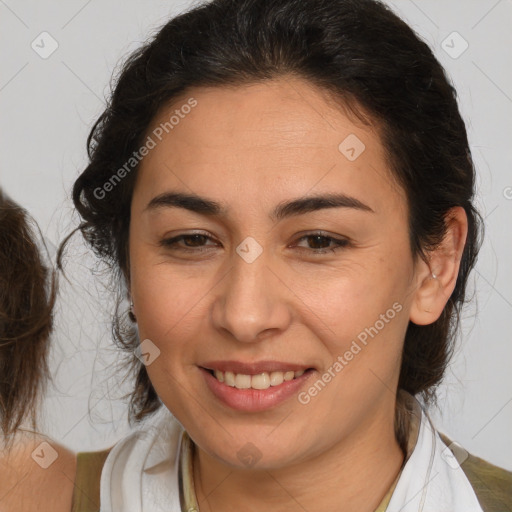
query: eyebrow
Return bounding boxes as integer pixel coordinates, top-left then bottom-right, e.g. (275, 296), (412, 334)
(145, 191), (374, 221)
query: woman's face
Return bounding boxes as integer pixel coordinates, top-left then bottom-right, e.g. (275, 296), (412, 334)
(129, 77), (421, 469)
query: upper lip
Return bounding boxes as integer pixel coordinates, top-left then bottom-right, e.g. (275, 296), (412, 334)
(200, 360), (313, 375)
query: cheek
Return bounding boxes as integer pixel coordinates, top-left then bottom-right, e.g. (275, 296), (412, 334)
(295, 260), (399, 334)
(321, 285), (405, 371)
(130, 264), (206, 409)
(132, 270), (203, 344)
(302, 285), (407, 417)
(296, 256), (409, 383)
(129, 239), (193, 345)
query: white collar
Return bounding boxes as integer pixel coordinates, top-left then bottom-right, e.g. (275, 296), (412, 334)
(386, 393), (483, 511)
(99, 395), (484, 512)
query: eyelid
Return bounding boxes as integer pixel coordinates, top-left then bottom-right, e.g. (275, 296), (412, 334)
(159, 230), (350, 255)
(292, 232), (350, 254)
(159, 230), (217, 248)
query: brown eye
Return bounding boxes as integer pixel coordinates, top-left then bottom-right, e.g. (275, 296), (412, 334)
(294, 233), (349, 255)
(160, 232), (218, 253)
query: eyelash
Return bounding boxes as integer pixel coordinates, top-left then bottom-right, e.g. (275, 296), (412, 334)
(159, 231), (350, 255)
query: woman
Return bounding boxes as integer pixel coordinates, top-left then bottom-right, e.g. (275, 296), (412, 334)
(0, 189), (76, 511)
(60, 0), (512, 510)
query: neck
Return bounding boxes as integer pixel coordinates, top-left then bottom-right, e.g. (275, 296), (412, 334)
(193, 405), (405, 512)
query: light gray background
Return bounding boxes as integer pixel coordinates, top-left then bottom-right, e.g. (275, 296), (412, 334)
(1, 0), (511, 469)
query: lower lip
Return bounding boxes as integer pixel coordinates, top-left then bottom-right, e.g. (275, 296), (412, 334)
(200, 368), (314, 412)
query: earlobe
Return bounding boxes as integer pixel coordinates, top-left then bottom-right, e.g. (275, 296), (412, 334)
(129, 298), (137, 322)
(409, 206), (468, 326)
(409, 272), (443, 325)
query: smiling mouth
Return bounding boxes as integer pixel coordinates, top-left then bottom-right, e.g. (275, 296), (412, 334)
(202, 368), (314, 390)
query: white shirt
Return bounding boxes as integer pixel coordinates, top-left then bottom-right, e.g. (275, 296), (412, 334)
(99, 393), (484, 512)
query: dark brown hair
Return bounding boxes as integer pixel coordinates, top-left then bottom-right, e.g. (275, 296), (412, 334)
(59, 0), (483, 427)
(0, 189), (56, 443)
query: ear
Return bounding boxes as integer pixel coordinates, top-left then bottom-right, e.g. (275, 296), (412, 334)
(129, 295), (137, 322)
(125, 270), (135, 319)
(409, 206), (468, 326)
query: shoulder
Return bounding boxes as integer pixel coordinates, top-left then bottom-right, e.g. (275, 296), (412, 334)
(439, 432), (512, 512)
(71, 447), (112, 512)
(0, 434), (76, 512)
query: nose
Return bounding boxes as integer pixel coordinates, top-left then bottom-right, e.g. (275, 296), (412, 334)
(211, 248), (292, 343)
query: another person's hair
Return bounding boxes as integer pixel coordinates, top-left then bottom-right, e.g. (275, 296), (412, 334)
(59, 0), (483, 428)
(0, 189), (56, 443)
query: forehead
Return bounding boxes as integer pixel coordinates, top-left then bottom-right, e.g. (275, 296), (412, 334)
(135, 77), (406, 218)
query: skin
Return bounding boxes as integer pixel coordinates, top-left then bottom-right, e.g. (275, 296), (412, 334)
(0, 434), (76, 512)
(129, 76), (468, 511)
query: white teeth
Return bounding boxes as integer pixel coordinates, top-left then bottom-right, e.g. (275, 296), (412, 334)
(211, 369), (308, 389)
(234, 374), (251, 389)
(224, 371), (236, 387)
(269, 371), (284, 386)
